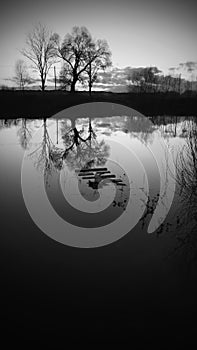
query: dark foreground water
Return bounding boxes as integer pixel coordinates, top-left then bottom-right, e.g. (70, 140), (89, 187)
(0, 112), (197, 343)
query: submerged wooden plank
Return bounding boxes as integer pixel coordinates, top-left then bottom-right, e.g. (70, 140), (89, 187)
(78, 172), (94, 176)
(75, 167), (108, 173)
(82, 174), (116, 180)
(95, 170), (111, 174)
(100, 174), (116, 178)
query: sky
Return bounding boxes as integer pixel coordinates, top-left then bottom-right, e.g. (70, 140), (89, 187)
(0, 0), (197, 87)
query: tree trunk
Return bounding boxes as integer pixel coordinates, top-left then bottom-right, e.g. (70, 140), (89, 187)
(70, 82), (76, 92)
(88, 64), (92, 96)
(89, 81), (92, 96)
(70, 74), (77, 92)
(41, 79), (45, 91)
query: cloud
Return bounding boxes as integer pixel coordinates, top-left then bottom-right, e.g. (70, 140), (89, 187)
(178, 61), (197, 72)
(80, 65), (163, 92)
(99, 65), (162, 83)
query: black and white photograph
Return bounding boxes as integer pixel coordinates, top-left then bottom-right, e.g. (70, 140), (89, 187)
(0, 0), (197, 344)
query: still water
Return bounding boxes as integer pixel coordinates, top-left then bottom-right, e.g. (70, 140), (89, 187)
(0, 113), (197, 339)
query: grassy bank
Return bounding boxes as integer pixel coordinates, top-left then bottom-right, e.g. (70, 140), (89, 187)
(0, 90), (197, 117)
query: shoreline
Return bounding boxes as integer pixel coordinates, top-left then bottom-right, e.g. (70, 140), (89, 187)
(1, 90), (197, 117)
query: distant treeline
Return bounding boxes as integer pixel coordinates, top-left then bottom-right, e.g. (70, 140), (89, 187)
(126, 66), (197, 94)
(2, 23), (197, 95)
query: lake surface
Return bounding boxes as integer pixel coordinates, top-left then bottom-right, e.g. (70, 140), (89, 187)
(0, 113), (197, 341)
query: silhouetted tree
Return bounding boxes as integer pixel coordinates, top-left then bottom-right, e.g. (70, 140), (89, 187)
(53, 26), (111, 92)
(128, 67), (162, 92)
(13, 60), (32, 90)
(59, 63), (83, 91)
(84, 40), (111, 95)
(21, 23), (57, 91)
(129, 69), (143, 92)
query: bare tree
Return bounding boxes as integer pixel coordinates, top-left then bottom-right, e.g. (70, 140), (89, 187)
(13, 60), (32, 90)
(21, 23), (57, 91)
(54, 26), (111, 92)
(84, 40), (111, 95)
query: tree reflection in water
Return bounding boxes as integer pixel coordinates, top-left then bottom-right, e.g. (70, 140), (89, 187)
(30, 117), (110, 180)
(29, 117), (130, 213)
(29, 118), (58, 184)
(61, 118), (110, 171)
(43, 117), (110, 170)
(172, 119), (197, 264)
(21, 115), (197, 260)
(17, 119), (32, 149)
(0, 119), (20, 129)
